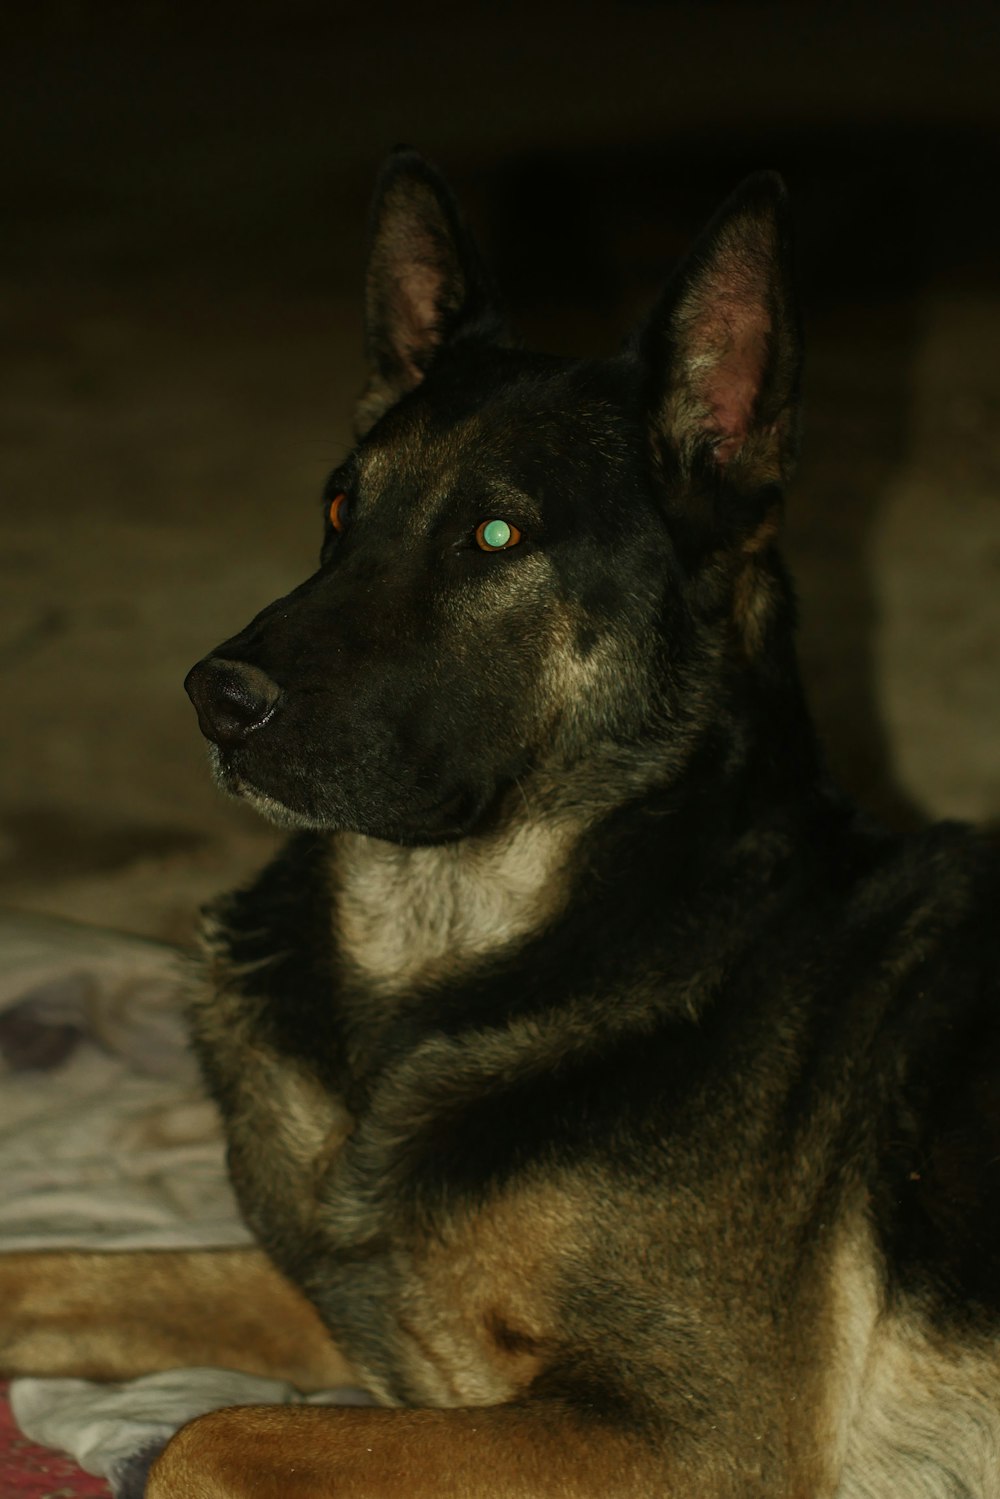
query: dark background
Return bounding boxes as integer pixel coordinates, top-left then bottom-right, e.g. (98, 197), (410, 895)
(3, 2), (999, 937)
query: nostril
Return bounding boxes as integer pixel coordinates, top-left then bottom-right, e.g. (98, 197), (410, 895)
(184, 658), (282, 749)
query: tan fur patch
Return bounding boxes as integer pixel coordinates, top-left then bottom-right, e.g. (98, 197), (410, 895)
(335, 818), (578, 994)
(390, 1176), (582, 1407)
(188, 940), (354, 1235)
(837, 1311), (1000, 1497)
(730, 509), (781, 657)
(807, 1216), (1000, 1497)
(808, 1215), (886, 1488)
(731, 557), (777, 657)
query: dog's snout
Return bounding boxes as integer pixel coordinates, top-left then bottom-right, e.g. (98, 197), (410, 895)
(184, 658), (282, 749)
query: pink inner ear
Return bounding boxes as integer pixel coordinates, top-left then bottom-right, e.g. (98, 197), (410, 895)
(392, 260), (447, 385)
(699, 299), (770, 464)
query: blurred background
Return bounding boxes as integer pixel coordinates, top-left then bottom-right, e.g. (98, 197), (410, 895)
(2, 0), (999, 941)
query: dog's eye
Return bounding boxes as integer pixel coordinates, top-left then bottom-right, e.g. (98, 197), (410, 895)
(475, 518), (522, 552)
(329, 493), (349, 532)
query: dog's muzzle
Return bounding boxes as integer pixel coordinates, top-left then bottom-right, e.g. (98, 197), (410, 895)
(184, 658), (282, 749)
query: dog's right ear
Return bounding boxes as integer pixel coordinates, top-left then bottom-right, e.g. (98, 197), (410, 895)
(356, 149), (507, 435)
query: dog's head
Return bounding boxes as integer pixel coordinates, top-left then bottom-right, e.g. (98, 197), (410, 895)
(186, 150), (802, 844)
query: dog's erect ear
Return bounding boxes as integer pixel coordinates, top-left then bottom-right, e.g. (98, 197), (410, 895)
(357, 148), (508, 433)
(640, 173), (801, 499)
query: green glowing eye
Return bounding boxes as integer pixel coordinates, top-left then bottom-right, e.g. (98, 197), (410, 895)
(476, 518), (522, 551)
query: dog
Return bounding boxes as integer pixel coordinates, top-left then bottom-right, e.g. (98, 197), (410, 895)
(3, 148), (999, 1496)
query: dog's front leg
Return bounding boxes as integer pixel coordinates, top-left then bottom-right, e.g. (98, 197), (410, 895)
(0, 1247), (355, 1390)
(146, 1399), (672, 1499)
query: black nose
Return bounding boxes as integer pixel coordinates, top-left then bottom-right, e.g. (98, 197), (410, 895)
(184, 658), (282, 749)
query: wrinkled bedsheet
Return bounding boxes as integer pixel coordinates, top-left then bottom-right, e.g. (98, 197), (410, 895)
(0, 911), (373, 1498)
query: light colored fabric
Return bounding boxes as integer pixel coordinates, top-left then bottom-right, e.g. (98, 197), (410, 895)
(0, 911), (376, 1487)
(0, 910), (250, 1250)
(12, 1369), (376, 1496)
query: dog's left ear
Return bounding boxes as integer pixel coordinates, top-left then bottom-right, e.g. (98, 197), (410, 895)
(639, 173), (801, 501)
(357, 148), (508, 434)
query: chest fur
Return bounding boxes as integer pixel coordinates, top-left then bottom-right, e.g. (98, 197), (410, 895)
(187, 944), (579, 1407)
(333, 822), (576, 995)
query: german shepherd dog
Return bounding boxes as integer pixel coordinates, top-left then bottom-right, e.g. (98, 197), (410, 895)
(3, 150), (999, 1496)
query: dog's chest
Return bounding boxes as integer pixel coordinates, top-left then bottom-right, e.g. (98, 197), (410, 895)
(308, 1166), (581, 1408)
(190, 947), (581, 1407)
(332, 825), (575, 996)
(225, 1053), (572, 1406)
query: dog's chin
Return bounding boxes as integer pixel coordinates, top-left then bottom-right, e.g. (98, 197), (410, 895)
(235, 782), (327, 831)
(208, 748), (326, 831)
(370, 788), (489, 847)
(207, 747), (488, 844)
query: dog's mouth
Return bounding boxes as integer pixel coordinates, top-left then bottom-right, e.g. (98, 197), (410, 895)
(208, 745), (489, 843)
(207, 749), (320, 830)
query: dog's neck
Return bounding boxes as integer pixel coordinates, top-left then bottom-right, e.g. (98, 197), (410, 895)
(331, 685), (829, 1000)
(333, 812), (582, 996)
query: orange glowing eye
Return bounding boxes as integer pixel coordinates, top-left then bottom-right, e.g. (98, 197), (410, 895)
(475, 518), (522, 551)
(329, 492), (349, 532)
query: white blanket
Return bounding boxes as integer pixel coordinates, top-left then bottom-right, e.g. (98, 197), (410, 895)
(0, 911), (374, 1497)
